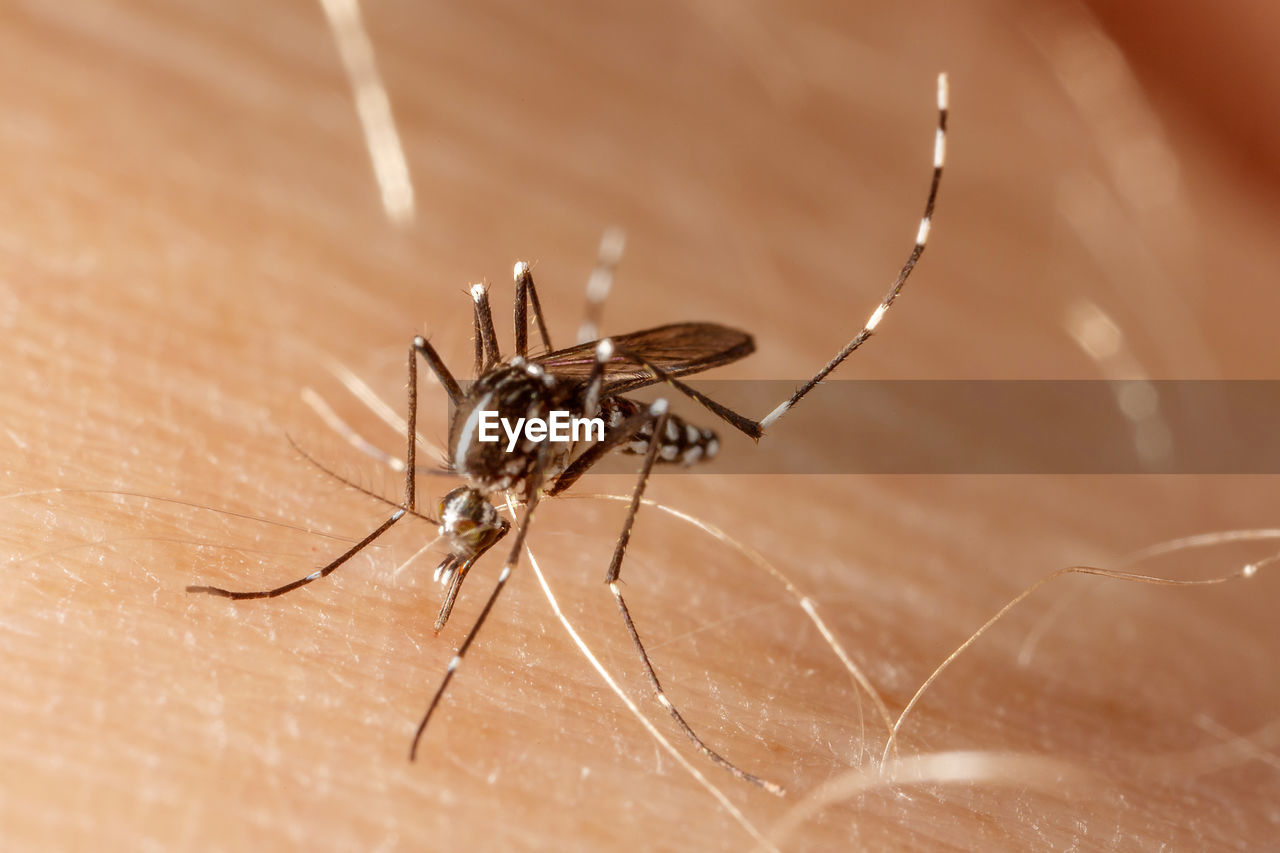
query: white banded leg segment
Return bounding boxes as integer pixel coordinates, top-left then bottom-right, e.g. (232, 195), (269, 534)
(915, 217), (931, 248)
(412, 335), (464, 407)
(866, 302), (889, 332)
(185, 508), (407, 600)
(582, 338), (614, 418)
(512, 260), (554, 356)
(191, 324), (445, 599)
(470, 282), (501, 371)
(606, 578), (785, 796)
(600, 401), (784, 795)
(512, 262), (531, 357)
(414, 552), (520, 756)
(755, 72), (948, 435)
(412, 553), (524, 758)
(758, 399), (790, 431)
(577, 226), (627, 344)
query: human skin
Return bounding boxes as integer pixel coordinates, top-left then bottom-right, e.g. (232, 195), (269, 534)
(2, 1), (1279, 850)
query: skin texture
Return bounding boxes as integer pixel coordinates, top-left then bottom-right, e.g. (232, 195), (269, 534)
(3, 1), (1279, 850)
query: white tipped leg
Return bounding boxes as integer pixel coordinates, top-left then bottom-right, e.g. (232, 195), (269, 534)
(580, 338), (616, 418)
(754, 74), (948, 434)
(600, 403), (785, 795)
(470, 281), (501, 370)
(512, 260), (554, 356)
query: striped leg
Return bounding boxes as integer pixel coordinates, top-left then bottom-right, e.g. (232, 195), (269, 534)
(576, 226), (626, 344)
(186, 340), (451, 599)
(513, 261), (554, 357)
(185, 511), (406, 600)
(600, 398), (785, 795)
(589, 74), (948, 444)
(758, 72), (948, 431)
(470, 283), (501, 375)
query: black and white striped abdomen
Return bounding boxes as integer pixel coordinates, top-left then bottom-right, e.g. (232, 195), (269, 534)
(600, 397), (719, 466)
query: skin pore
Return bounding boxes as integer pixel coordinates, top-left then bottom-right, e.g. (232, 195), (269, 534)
(3, 1), (1279, 849)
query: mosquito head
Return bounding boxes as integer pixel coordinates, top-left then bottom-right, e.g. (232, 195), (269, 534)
(431, 486), (509, 632)
(438, 486), (507, 558)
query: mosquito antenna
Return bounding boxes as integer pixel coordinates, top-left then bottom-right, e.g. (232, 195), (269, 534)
(285, 433), (438, 525)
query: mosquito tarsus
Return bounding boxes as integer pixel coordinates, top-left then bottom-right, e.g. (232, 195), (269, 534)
(187, 73), (949, 796)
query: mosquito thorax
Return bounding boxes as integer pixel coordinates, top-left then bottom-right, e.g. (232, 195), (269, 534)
(449, 360), (573, 495)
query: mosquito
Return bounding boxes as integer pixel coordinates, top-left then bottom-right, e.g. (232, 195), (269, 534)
(188, 73), (949, 795)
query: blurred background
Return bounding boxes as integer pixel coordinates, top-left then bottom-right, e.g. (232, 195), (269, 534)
(2, 1), (1278, 850)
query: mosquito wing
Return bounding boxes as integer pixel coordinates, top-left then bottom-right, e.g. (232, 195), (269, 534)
(532, 322), (755, 395)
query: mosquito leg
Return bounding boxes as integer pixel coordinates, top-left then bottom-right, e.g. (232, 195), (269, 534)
(531, 337), (615, 497)
(513, 261), (554, 357)
(186, 511), (405, 599)
(405, 341), (420, 511)
(189, 337), (448, 598)
(576, 226), (626, 344)
(600, 399), (785, 795)
(471, 293), (485, 379)
(408, 333), (472, 510)
(580, 338), (613, 420)
(758, 72), (948, 431)
(548, 393), (652, 497)
(412, 335), (464, 406)
(469, 283), (501, 372)
(599, 77), (949, 445)
(610, 347), (764, 440)
(410, 453), (547, 760)
(513, 263), (529, 359)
